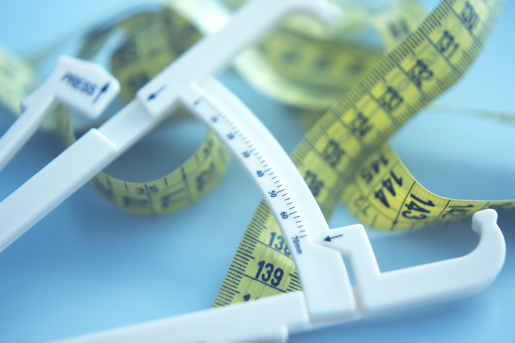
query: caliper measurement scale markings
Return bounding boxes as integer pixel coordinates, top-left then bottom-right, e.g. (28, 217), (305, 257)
(179, 78), (353, 321)
(193, 94), (307, 237)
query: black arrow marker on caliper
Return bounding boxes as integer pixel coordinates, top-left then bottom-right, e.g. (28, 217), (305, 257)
(92, 82), (110, 104)
(323, 234), (343, 242)
(147, 85), (166, 101)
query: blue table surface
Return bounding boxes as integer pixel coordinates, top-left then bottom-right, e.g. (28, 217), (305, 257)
(1, 0), (515, 342)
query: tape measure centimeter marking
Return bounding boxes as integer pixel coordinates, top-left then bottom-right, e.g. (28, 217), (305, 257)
(213, 0), (506, 307)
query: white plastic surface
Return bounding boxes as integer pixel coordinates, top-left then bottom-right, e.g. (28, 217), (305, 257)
(48, 291), (310, 343)
(319, 209), (506, 316)
(0, 56), (120, 172)
(0, 96), (56, 172)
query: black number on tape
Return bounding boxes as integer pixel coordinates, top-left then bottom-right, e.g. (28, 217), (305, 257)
(360, 154), (389, 184)
(460, 2), (479, 31)
(374, 171), (403, 208)
(255, 260), (284, 287)
(304, 170), (324, 197)
(408, 59), (434, 87)
(437, 31), (460, 59)
(349, 112), (373, 138)
(322, 139), (345, 167)
(402, 193), (436, 219)
(378, 86), (404, 112)
(269, 232), (290, 256)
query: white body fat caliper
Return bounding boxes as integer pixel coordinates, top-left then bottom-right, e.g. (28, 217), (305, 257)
(0, 0), (506, 342)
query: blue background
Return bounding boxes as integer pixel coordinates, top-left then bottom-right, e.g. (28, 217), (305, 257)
(1, 0), (515, 342)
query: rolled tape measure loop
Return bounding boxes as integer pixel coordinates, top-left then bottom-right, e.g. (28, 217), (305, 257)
(90, 131), (230, 216)
(53, 8), (232, 216)
(53, 105), (231, 215)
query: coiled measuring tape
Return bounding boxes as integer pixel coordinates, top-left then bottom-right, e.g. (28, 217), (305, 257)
(0, 0), (510, 314)
(213, 0), (511, 307)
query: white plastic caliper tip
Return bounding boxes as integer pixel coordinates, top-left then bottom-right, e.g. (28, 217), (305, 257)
(319, 209), (506, 316)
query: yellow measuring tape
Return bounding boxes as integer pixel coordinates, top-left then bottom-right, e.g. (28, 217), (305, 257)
(212, 0), (510, 306)
(0, 0), (510, 308)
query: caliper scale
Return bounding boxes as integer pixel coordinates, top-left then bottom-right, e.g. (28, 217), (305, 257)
(0, 0), (506, 342)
